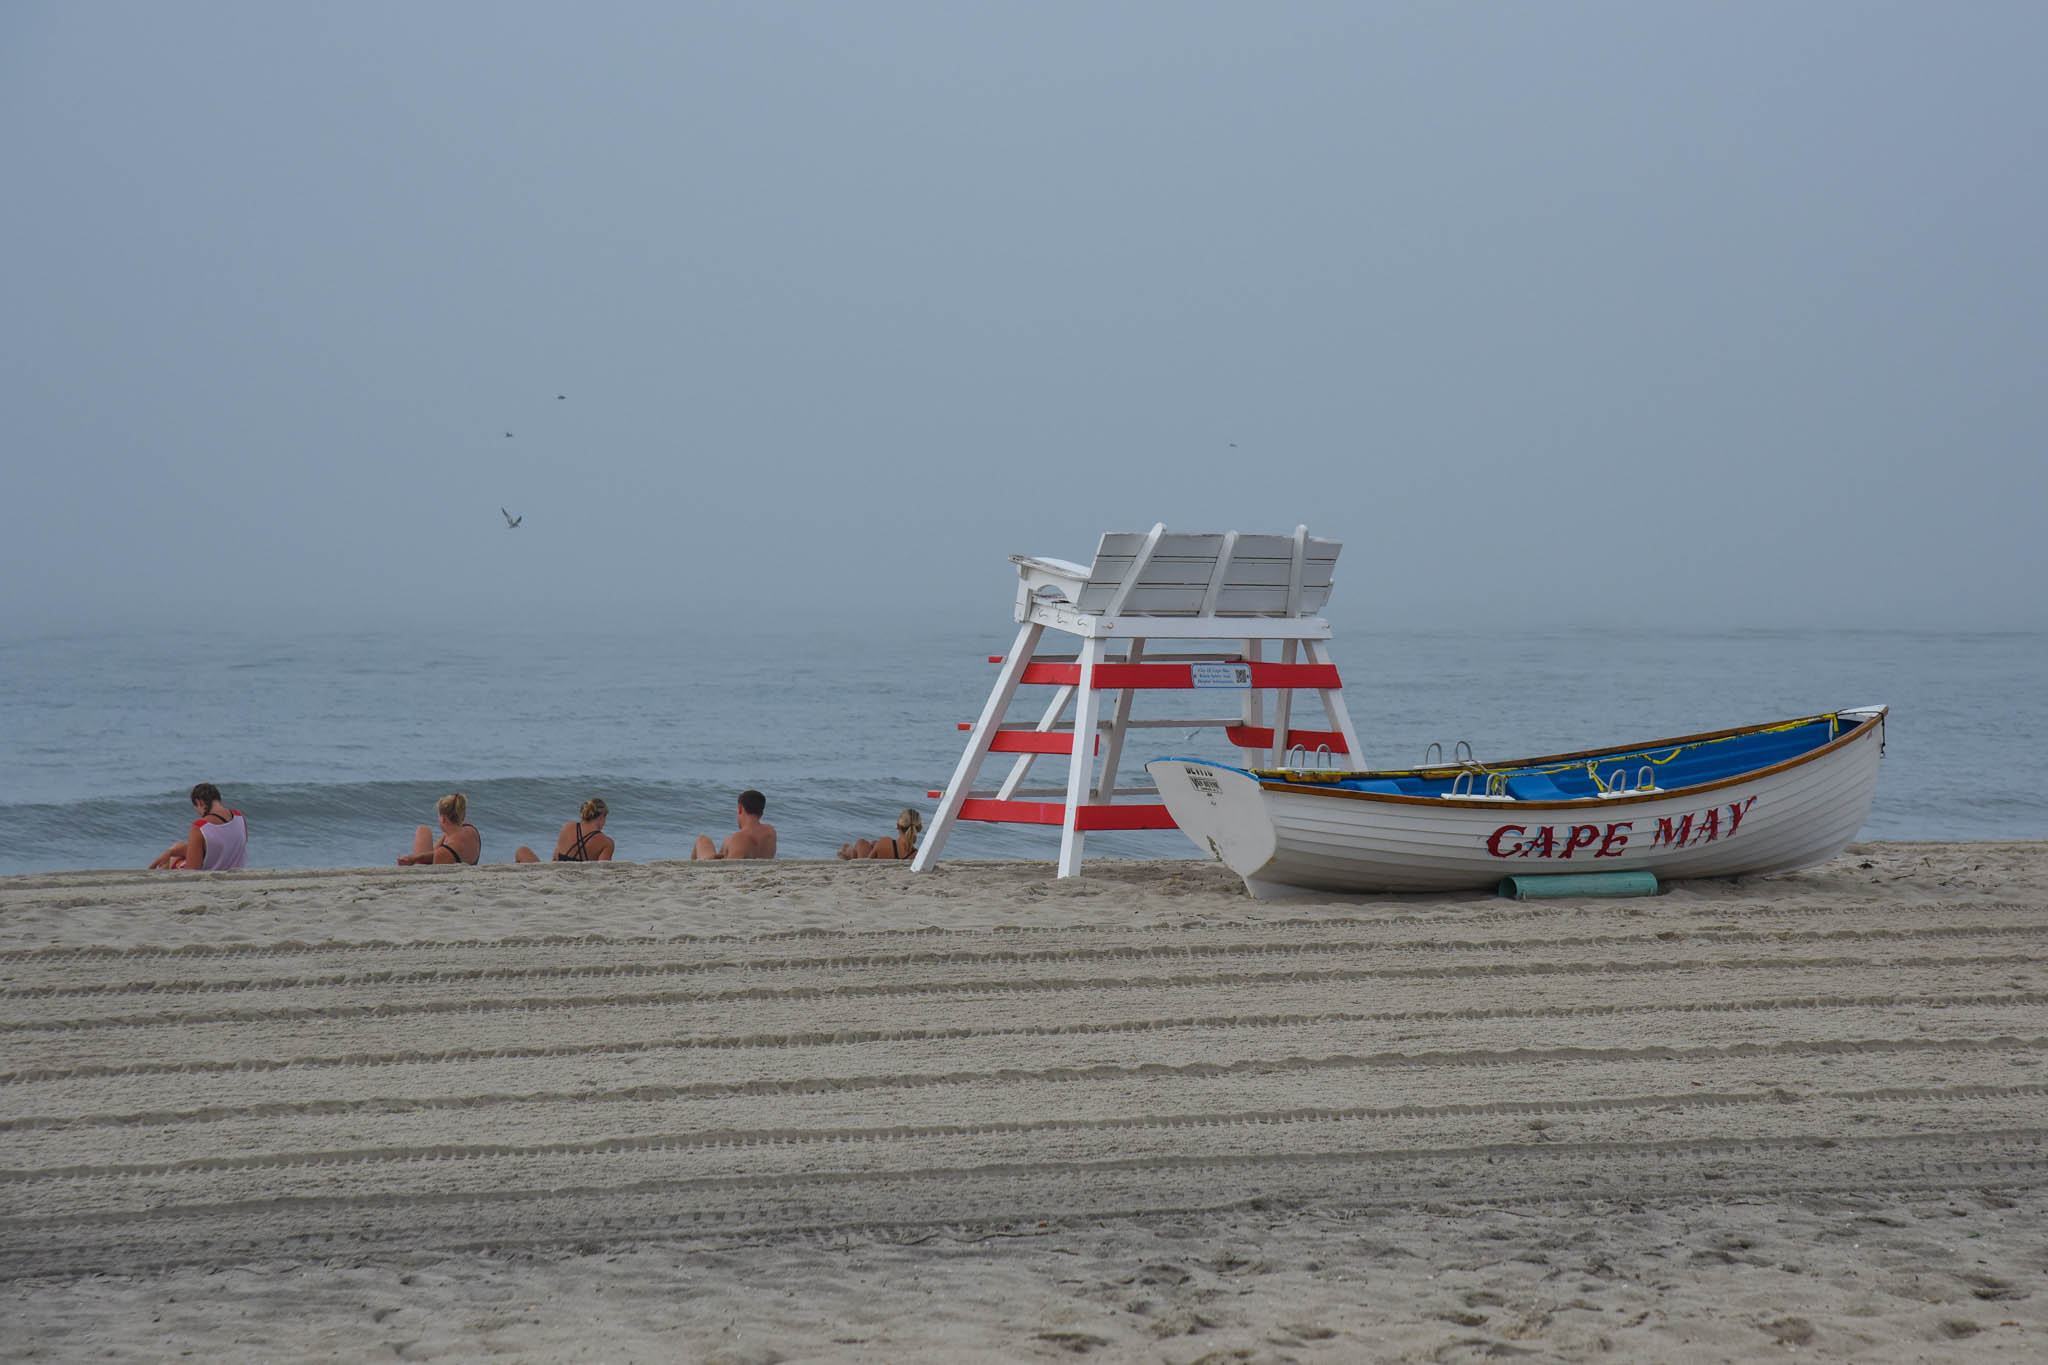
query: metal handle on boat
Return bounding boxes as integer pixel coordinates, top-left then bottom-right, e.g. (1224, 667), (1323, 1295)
(1454, 740), (1475, 765)
(1423, 742), (1443, 767)
(1590, 762), (1659, 796)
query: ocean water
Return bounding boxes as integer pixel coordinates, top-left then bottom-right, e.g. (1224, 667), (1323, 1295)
(1, 620), (2041, 876)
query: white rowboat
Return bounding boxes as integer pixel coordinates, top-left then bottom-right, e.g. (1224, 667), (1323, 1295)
(1146, 707), (1888, 898)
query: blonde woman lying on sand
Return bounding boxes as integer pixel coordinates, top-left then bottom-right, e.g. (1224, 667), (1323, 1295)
(515, 797), (614, 862)
(398, 793), (482, 865)
(148, 783), (249, 870)
(839, 808), (924, 861)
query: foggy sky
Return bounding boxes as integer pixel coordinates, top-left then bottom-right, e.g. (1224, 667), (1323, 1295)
(5, 1), (2043, 633)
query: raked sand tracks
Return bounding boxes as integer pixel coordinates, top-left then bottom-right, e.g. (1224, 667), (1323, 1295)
(0, 845), (2043, 1361)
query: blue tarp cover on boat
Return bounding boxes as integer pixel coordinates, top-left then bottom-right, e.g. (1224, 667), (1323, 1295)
(1302, 715), (1848, 800)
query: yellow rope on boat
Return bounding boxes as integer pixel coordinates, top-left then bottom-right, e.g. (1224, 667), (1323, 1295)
(1256, 714), (1841, 784)
(1523, 714), (1838, 780)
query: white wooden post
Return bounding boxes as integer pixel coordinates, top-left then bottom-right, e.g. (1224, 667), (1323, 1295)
(1057, 637), (1106, 876)
(1266, 526), (1308, 769)
(1308, 637), (1365, 766)
(1285, 525), (1308, 617)
(915, 621), (1043, 870)
(1102, 524), (1165, 618)
(1093, 639), (1145, 800)
(1238, 638), (1265, 766)
(1199, 532), (1240, 615)
(1268, 638), (1298, 767)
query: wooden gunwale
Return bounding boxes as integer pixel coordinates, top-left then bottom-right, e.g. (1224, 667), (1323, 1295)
(1252, 710), (1884, 811)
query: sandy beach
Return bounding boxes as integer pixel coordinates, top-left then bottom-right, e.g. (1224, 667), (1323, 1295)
(1, 843), (2042, 1362)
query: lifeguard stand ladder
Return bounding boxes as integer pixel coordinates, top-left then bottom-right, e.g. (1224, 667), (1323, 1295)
(913, 524), (1362, 878)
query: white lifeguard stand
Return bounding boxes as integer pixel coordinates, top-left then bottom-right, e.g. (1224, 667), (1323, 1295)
(914, 524), (1362, 877)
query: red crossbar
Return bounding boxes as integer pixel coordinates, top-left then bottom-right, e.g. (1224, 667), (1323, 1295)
(987, 730), (1098, 755)
(958, 798), (1179, 830)
(1224, 725), (1350, 752)
(1019, 661), (1341, 690)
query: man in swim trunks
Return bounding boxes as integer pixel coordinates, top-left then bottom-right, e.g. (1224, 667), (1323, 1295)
(692, 789), (777, 860)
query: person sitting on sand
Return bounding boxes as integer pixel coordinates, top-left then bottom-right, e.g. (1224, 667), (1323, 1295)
(839, 807), (924, 861)
(692, 789), (776, 860)
(398, 793), (483, 865)
(148, 783), (249, 870)
(516, 797), (614, 863)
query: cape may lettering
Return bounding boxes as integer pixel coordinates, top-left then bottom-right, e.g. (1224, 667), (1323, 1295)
(1485, 797), (1757, 860)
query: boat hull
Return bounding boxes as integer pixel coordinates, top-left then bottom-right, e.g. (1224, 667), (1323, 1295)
(1146, 711), (1886, 898)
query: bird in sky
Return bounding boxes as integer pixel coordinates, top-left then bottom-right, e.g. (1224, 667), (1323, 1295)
(504, 431), (514, 438)
(501, 508), (523, 529)
(556, 394), (566, 400)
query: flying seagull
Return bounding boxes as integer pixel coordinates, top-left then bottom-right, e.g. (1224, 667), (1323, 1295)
(501, 507), (523, 529)
(556, 394), (566, 400)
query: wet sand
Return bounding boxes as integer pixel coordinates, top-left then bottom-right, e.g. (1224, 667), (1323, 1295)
(2, 843), (2043, 1361)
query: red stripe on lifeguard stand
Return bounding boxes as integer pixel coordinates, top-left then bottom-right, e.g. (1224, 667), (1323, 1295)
(1225, 725), (1350, 753)
(958, 799), (1178, 831)
(988, 731), (1099, 755)
(956, 721), (1101, 752)
(1018, 661), (1341, 690)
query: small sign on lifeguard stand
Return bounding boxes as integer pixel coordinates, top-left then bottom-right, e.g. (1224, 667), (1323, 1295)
(914, 524), (1361, 877)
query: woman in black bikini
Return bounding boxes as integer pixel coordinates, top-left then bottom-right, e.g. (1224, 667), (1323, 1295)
(399, 793), (483, 865)
(516, 797), (614, 863)
(838, 807), (924, 861)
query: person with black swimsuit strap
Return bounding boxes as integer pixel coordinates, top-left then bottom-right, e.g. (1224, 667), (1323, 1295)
(515, 797), (614, 863)
(438, 824), (481, 862)
(400, 793), (483, 865)
(557, 825), (598, 861)
(838, 807), (925, 861)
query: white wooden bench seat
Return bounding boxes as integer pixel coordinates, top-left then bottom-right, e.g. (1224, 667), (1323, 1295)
(1011, 528), (1340, 622)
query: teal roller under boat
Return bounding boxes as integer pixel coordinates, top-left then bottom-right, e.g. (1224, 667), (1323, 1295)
(1499, 871), (1659, 900)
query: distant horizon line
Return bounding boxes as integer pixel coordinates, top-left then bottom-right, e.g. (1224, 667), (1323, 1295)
(3, 609), (2042, 640)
